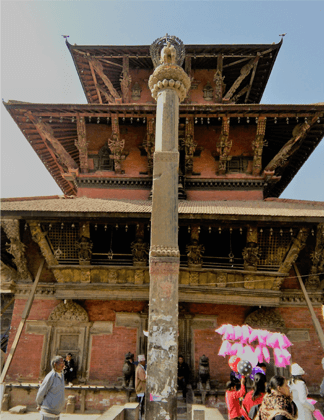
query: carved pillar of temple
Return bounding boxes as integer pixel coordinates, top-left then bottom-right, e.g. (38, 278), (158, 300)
(146, 35), (190, 420)
(1, 219), (32, 282)
(242, 226), (260, 272)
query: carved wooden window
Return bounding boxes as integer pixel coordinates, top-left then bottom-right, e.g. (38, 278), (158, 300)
(258, 229), (291, 267)
(227, 157), (249, 173)
(47, 223), (79, 263)
(97, 144), (114, 171)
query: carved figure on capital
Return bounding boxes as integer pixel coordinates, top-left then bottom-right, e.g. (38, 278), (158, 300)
(181, 118), (197, 175)
(131, 238), (149, 266)
(108, 134), (127, 174)
(143, 128), (155, 175)
(242, 242), (261, 271)
(216, 118), (232, 175)
(306, 224), (324, 290)
(2, 219), (32, 282)
(75, 236), (93, 265)
(186, 240), (205, 267)
(148, 35), (190, 102)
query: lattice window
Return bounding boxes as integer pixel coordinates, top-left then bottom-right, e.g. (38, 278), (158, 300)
(227, 157), (249, 173)
(258, 229), (292, 267)
(47, 223), (79, 262)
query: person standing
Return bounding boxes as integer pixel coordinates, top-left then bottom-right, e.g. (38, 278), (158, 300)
(289, 363), (315, 420)
(135, 354), (146, 420)
(178, 355), (190, 399)
(36, 355), (65, 420)
(63, 353), (76, 386)
(256, 375), (297, 420)
(241, 372), (266, 420)
(225, 376), (246, 420)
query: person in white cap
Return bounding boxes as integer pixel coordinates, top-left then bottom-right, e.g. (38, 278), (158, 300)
(288, 363), (314, 420)
(135, 354), (146, 420)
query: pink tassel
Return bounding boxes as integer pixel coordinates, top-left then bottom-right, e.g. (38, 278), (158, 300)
(281, 348), (291, 365)
(258, 329), (270, 346)
(274, 348), (286, 367)
(262, 346), (270, 363)
(215, 324), (228, 335)
(255, 345), (263, 363)
(280, 334), (293, 349)
(231, 342), (244, 356)
(241, 325), (251, 344)
(218, 340), (231, 357)
(234, 325), (243, 341)
(249, 329), (259, 343)
(267, 332), (280, 348)
(228, 343), (237, 356)
(223, 324), (235, 341)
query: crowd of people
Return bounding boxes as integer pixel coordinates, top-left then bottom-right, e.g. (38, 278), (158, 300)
(225, 362), (320, 420)
(34, 354), (323, 420)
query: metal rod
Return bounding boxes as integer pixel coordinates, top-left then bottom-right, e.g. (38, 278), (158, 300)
(294, 263), (324, 351)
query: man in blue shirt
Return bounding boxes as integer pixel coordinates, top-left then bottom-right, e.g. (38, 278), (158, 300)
(36, 355), (65, 419)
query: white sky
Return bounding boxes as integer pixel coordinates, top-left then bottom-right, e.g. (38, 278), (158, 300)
(1, 1), (324, 200)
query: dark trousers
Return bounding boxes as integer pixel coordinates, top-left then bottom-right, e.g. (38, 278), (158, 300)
(178, 377), (187, 398)
(137, 395), (145, 420)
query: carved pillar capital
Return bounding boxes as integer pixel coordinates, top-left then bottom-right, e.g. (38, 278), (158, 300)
(29, 221), (58, 266)
(279, 228), (309, 275)
(1, 219), (32, 282)
(148, 64), (191, 102)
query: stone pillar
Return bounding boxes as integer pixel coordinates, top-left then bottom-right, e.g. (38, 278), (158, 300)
(146, 36), (190, 420)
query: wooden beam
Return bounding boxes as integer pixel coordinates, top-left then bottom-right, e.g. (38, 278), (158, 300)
(120, 56), (131, 103)
(222, 57), (251, 69)
(0, 297), (15, 316)
(214, 54), (224, 103)
(245, 56), (260, 103)
(294, 263), (324, 351)
(264, 118), (316, 173)
(185, 56), (191, 75)
(32, 118), (78, 170)
(96, 84), (115, 103)
(279, 228), (309, 274)
(223, 57), (258, 102)
(252, 117), (267, 176)
(89, 58), (121, 100)
(76, 114), (89, 173)
(0, 259), (45, 384)
(89, 61), (103, 104)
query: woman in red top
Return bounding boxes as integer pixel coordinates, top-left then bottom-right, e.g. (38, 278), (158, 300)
(242, 373), (266, 420)
(226, 376), (246, 420)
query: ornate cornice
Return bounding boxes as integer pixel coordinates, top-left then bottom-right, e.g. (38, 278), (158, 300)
(185, 179), (264, 190)
(76, 177), (152, 189)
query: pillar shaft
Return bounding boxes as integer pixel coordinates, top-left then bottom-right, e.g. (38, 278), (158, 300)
(146, 88), (180, 420)
(146, 36), (190, 420)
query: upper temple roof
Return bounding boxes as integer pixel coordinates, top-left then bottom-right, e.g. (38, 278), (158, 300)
(66, 40), (282, 105)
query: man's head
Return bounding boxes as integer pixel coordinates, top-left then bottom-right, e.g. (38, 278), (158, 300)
(66, 353), (72, 361)
(138, 354), (145, 366)
(51, 355), (64, 372)
(178, 355), (184, 365)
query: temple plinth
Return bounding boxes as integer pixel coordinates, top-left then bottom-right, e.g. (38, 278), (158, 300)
(146, 37), (190, 420)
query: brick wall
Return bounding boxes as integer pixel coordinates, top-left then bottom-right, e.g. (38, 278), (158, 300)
(5, 299), (58, 381)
